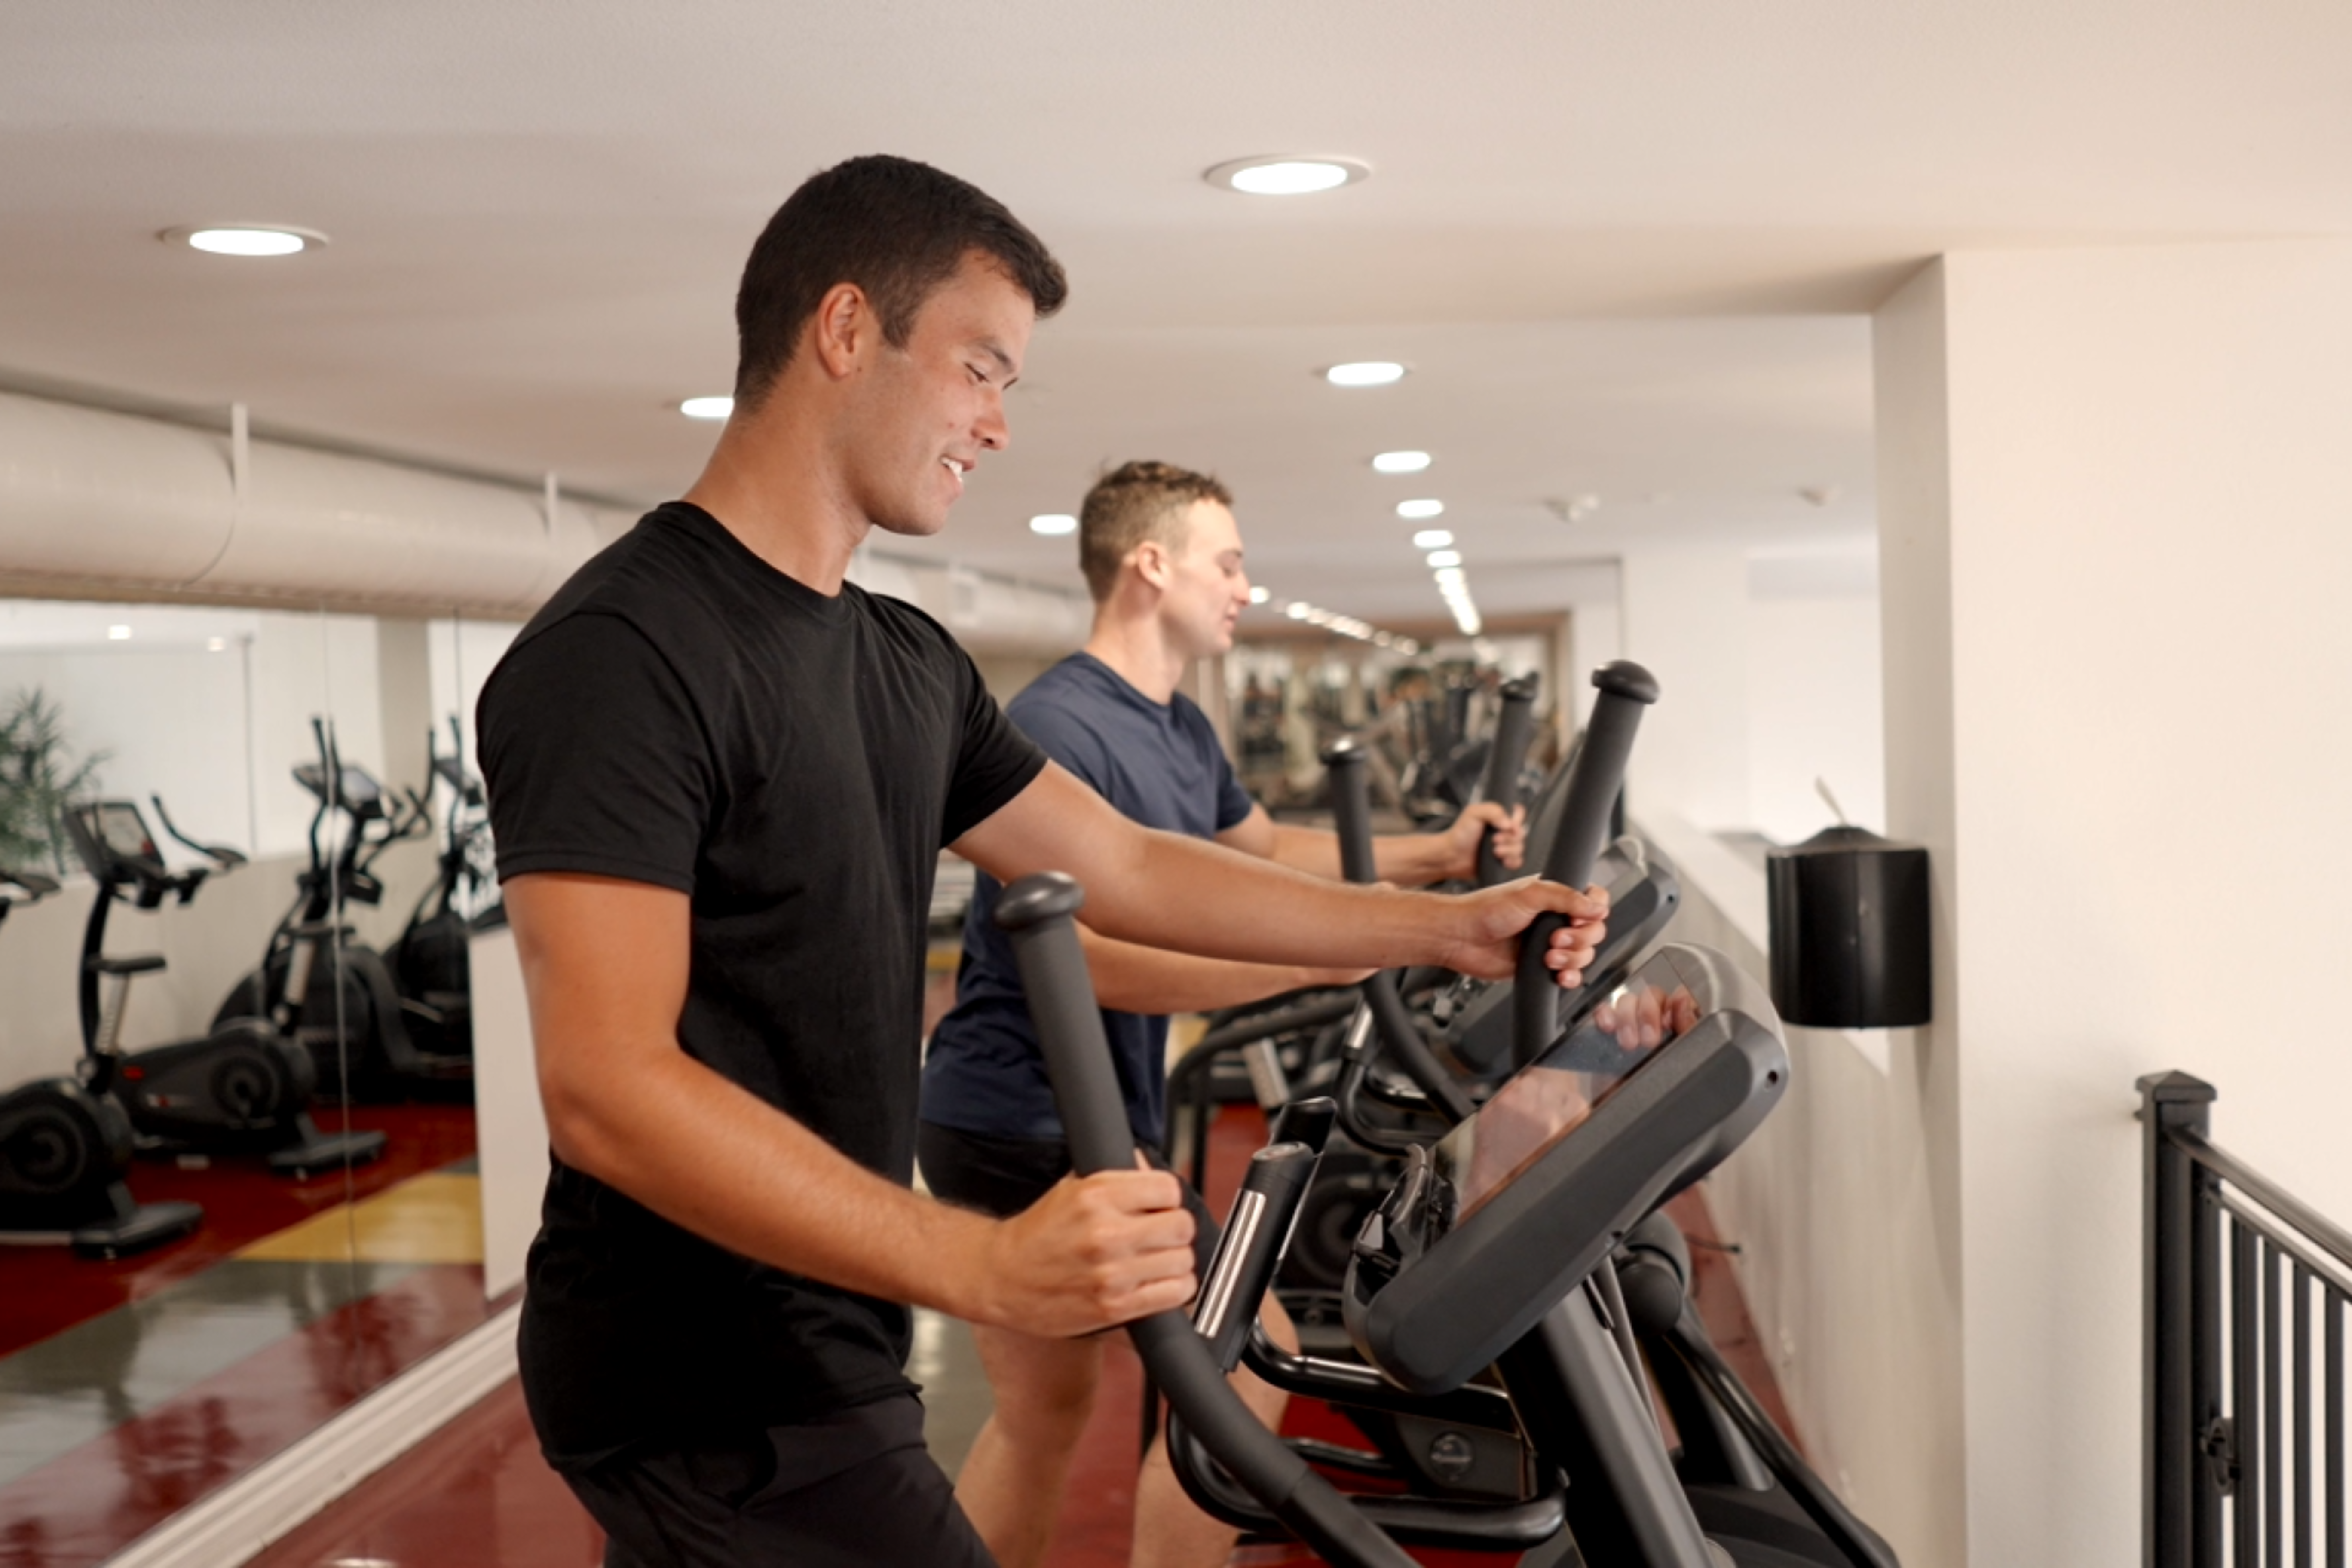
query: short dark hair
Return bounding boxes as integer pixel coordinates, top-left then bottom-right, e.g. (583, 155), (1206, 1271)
(733, 155), (1068, 408)
(1078, 460), (1234, 602)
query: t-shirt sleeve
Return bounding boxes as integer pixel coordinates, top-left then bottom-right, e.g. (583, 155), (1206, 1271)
(478, 612), (715, 893)
(940, 649), (1048, 845)
(1213, 745), (1255, 832)
(1004, 692), (1115, 794)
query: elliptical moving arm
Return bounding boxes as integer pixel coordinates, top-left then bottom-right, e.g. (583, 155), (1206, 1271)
(1473, 674), (1539, 888)
(997, 874), (1417, 1568)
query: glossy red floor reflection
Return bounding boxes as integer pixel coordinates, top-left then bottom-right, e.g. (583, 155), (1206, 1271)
(254, 1108), (1796, 1568)
(0, 1102), (479, 1360)
(0, 1264), (490, 1568)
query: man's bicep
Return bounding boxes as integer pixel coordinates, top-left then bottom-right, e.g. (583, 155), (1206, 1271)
(505, 873), (692, 1092)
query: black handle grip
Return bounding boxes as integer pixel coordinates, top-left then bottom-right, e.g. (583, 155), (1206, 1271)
(1321, 739), (1379, 887)
(1475, 675), (1540, 888)
(996, 873), (1136, 1176)
(1269, 1095), (1338, 1154)
(995, 874), (1416, 1568)
(1512, 662), (1659, 1066)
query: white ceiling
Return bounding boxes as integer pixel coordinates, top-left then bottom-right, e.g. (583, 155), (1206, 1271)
(4, 0), (2348, 625)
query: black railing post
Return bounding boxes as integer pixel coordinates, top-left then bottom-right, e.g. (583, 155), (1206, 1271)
(2141, 1070), (2220, 1568)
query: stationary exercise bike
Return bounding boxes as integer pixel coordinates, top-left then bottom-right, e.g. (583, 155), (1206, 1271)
(218, 720), (470, 1101)
(65, 799), (386, 1177)
(0, 864), (205, 1257)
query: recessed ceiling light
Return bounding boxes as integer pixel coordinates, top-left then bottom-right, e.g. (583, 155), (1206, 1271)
(1206, 156), (1371, 196)
(206, 637), (226, 652)
(1372, 450), (1431, 475)
(1248, 586), (1270, 604)
(1029, 514), (1078, 536)
(1410, 529), (1454, 549)
(165, 224), (327, 257)
(1434, 567), (1466, 587)
(107, 625), (132, 641)
(679, 396), (733, 420)
(1286, 603), (1311, 619)
(1426, 549), (1462, 568)
(1324, 362), (1407, 389)
(1396, 499), (1444, 520)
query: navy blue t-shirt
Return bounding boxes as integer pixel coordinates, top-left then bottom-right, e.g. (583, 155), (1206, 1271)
(923, 652), (1255, 1146)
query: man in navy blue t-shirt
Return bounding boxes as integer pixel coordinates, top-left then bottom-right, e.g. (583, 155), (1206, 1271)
(921, 460), (1528, 1568)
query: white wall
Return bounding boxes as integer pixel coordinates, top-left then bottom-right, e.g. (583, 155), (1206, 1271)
(1747, 548), (1886, 840)
(1622, 547), (1755, 831)
(1618, 543), (1885, 842)
(1865, 240), (2352, 1567)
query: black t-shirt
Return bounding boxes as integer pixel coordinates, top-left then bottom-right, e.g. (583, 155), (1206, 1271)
(478, 502), (1045, 1467)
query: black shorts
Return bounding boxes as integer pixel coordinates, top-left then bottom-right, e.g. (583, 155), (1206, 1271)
(917, 1120), (1221, 1283)
(566, 1393), (995, 1568)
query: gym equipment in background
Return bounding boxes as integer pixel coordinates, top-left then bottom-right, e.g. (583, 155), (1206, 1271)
(219, 720), (470, 1102)
(64, 800), (386, 1178)
(0, 864), (205, 1258)
(386, 718), (497, 1056)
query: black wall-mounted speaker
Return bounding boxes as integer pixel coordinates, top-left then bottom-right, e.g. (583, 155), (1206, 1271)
(1766, 826), (1931, 1029)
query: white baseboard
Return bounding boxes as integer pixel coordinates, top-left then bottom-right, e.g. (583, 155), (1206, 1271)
(104, 1301), (522, 1568)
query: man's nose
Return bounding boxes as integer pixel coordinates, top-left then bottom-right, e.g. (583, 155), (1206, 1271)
(975, 392), (1009, 452)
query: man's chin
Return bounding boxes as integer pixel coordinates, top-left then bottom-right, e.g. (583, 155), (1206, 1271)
(868, 505), (953, 541)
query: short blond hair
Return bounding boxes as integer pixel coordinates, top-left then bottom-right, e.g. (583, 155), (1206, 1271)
(1077, 460), (1233, 602)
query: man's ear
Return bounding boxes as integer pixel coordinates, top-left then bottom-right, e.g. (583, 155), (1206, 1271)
(809, 282), (873, 380)
(1131, 539), (1174, 591)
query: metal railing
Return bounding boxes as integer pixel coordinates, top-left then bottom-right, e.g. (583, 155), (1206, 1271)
(2143, 1071), (2352, 1568)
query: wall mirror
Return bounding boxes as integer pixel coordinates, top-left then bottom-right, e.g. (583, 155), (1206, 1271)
(0, 597), (517, 1558)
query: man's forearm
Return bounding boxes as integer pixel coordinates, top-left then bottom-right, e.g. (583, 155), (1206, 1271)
(1077, 923), (1350, 1015)
(543, 1042), (995, 1317)
(1266, 821), (1453, 887)
(1082, 826), (1456, 971)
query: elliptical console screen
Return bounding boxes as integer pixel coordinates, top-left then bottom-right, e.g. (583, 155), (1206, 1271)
(92, 802), (156, 862)
(1435, 947), (1719, 1220)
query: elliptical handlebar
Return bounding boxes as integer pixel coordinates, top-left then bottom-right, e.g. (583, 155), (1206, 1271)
(1474, 674), (1539, 888)
(147, 794), (248, 870)
(1511, 661), (1658, 1069)
(1320, 741), (1477, 1125)
(995, 873), (1417, 1568)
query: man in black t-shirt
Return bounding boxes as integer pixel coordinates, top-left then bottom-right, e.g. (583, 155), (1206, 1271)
(481, 156), (1608, 1568)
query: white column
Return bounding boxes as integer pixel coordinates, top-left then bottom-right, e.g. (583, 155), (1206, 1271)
(1876, 240), (2352, 1566)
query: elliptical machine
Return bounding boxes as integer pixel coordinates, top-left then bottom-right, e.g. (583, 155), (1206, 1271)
(64, 799), (386, 1178)
(385, 718), (496, 1056)
(0, 864), (204, 1259)
(1003, 662), (1902, 1568)
(219, 720), (469, 1102)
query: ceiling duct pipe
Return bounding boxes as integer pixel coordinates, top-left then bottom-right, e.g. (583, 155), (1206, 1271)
(0, 387), (1094, 648)
(0, 389), (634, 618)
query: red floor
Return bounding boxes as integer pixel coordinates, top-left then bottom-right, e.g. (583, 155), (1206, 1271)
(1, 1102), (480, 1360)
(0, 1264), (492, 1568)
(249, 1106), (1799, 1568)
